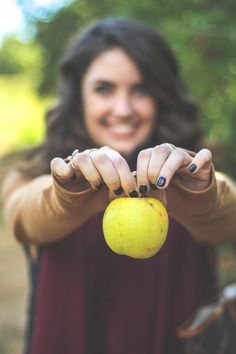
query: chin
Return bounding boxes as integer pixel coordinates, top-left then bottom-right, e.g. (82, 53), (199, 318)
(111, 143), (139, 157)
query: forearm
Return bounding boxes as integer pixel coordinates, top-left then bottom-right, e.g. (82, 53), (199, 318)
(2, 173), (109, 245)
(167, 170), (236, 244)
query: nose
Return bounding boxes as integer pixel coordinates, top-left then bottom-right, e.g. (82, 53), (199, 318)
(112, 93), (133, 118)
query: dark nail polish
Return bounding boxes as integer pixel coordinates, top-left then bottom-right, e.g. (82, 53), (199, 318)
(156, 176), (166, 188)
(114, 187), (123, 195)
(139, 184), (148, 194)
(96, 182), (104, 190)
(129, 190), (138, 198)
(188, 164), (197, 173)
(150, 183), (158, 190)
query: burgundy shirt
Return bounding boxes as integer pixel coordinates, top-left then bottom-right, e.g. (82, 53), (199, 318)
(29, 214), (215, 354)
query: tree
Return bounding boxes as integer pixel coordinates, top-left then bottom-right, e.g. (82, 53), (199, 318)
(14, 0), (236, 176)
(0, 37), (43, 79)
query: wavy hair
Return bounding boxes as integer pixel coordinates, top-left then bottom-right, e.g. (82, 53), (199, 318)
(19, 17), (201, 176)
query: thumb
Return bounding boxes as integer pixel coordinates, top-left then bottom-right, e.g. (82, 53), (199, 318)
(51, 157), (75, 181)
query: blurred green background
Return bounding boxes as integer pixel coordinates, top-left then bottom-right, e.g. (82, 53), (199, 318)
(1, 0), (236, 176)
(0, 1), (236, 353)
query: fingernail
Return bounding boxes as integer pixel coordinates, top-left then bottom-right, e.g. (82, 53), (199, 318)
(139, 184), (148, 194)
(156, 176), (166, 188)
(95, 182), (104, 190)
(188, 164), (197, 173)
(129, 190), (138, 198)
(150, 183), (158, 190)
(114, 187), (123, 195)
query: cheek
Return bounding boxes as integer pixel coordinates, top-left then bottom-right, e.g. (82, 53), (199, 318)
(84, 95), (110, 122)
(134, 97), (156, 117)
(84, 101), (108, 140)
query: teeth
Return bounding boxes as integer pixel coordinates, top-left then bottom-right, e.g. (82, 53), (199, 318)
(109, 126), (135, 134)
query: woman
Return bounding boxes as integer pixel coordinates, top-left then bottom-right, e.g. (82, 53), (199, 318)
(2, 17), (236, 354)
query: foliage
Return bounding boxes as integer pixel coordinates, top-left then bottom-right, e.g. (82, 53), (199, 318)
(0, 75), (52, 157)
(0, 37), (44, 90)
(1, 0), (236, 176)
(35, 6), (81, 94)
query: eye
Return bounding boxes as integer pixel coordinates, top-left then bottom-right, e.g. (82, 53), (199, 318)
(133, 83), (150, 96)
(94, 83), (113, 95)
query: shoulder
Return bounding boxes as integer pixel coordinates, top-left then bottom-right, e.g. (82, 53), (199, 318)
(215, 171), (236, 190)
(214, 171), (236, 204)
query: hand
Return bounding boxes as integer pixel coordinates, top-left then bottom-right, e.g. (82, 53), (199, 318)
(136, 143), (212, 196)
(50, 146), (138, 197)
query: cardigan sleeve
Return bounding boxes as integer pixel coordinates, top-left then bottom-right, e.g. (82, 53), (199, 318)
(2, 166), (236, 246)
(166, 168), (236, 244)
(1, 170), (110, 245)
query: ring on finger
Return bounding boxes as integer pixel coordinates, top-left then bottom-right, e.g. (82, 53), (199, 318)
(164, 143), (175, 153)
(65, 149), (79, 170)
(87, 148), (98, 154)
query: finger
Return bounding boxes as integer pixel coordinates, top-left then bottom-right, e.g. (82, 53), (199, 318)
(156, 148), (192, 188)
(147, 144), (175, 186)
(187, 148), (212, 173)
(84, 149), (123, 195)
(100, 147), (138, 197)
(136, 148), (152, 194)
(51, 157), (75, 181)
(72, 151), (104, 189)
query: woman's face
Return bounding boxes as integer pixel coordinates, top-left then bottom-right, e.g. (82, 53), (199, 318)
(81, 47), (156, 156)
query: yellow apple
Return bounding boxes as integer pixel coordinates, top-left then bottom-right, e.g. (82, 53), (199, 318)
(102, 197), (169, 259)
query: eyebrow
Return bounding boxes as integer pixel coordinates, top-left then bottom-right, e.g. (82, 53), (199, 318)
(91, 79), (145, 86)
(92, 79), (114, 85)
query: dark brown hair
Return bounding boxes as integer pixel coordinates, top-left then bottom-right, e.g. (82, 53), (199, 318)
(20, 17), (201, 176)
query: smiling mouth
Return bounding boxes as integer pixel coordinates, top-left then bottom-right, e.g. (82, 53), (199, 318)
(106, 125), (139, 138)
